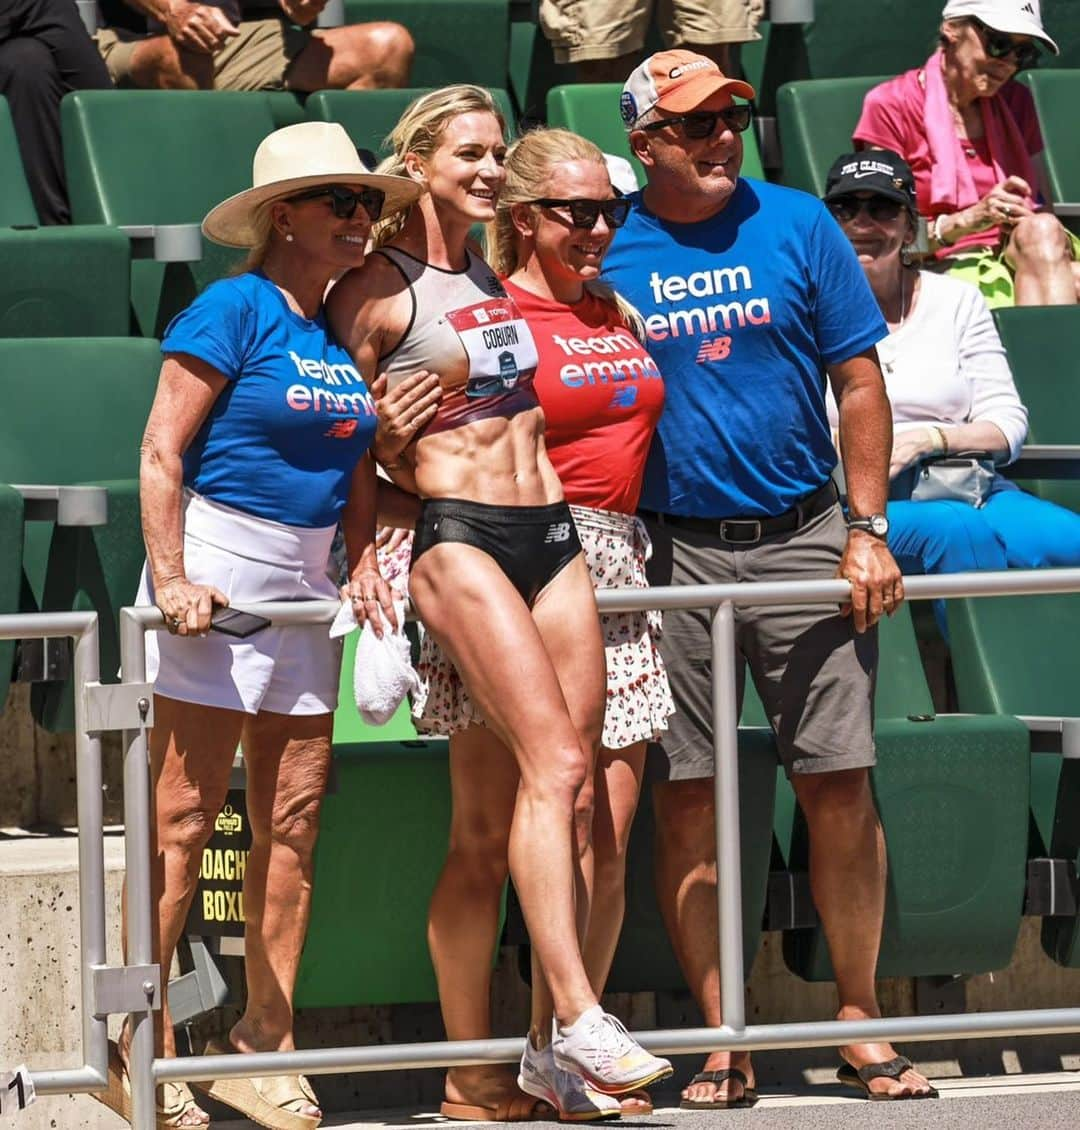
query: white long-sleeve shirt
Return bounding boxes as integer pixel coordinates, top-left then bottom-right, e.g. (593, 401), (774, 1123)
(827, 270), (1028, 462)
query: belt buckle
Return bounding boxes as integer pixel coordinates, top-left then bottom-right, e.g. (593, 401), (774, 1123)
(719, 519), (762, 545)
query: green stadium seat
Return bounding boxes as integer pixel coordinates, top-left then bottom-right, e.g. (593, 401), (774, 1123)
(0, 101), (129, 339)
(776, 77), (887, 196)
(507, 18), (574, 126)
(546, 83), (765, 189)
(1018, 70), (1080, 222)
(0, 485), (24, 713)
(62, 90), (276, 337)
(0, 338), (160, 730)
(0, 96), (38, 226)
(948, 593), (1080, 968)
(0, 226), (131, 337)
(993, 306), (1080, 514)
(780, 604), (1029, 980)
(266, 91), (307, 129)
(295, 737), (452, 1006)
(342, 0), (510, 90)
(306, 87), (517, 159)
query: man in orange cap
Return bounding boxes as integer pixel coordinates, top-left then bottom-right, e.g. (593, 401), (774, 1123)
(603, 50), (939, 1105)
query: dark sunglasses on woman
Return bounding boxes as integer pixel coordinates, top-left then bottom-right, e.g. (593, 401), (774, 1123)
(640, 104), (753, 140)
(531, 197), (632, 229)
(826, 195), (905, 224)
(972, 19), (1042, 70)
(289, 184), (386, 222)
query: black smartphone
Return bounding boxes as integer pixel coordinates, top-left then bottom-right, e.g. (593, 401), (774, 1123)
(209, 607), (271, 639)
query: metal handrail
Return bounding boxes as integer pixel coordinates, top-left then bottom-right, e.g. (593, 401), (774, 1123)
(62, 569), (1080, 1125)
(0, 613), (107, 1094)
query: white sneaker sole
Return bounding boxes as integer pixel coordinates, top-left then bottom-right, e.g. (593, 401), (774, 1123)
(551, 1055), (674, 1098)
(517, 1071), (621, 1122)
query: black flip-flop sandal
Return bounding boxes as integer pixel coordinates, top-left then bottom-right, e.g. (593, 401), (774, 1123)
(836, 1055), (939, 1101)
(679, 1069), (759, 1110)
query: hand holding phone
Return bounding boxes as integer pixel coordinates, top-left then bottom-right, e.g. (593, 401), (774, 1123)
(209, 606), (272, 638)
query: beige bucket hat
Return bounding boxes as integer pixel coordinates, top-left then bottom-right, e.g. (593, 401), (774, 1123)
(202, 121), (422, 248)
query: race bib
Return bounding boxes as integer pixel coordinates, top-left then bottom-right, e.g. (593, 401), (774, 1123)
(445, 298), (538, 399)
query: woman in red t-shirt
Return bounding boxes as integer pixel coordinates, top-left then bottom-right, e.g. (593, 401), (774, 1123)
(854, 3), (1077, 308)
(419, 128), (673, 1120)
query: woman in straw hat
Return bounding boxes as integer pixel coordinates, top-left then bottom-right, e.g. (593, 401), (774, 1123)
(96, 121), (420, 1130)
(328, 86), (672, 1122)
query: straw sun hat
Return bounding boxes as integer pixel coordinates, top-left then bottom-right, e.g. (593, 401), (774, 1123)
(202, 121), (422, 248)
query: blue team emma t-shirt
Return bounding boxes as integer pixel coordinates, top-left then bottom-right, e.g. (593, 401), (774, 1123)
(602, 178), (887, 518)
(161, 271), (377, 528)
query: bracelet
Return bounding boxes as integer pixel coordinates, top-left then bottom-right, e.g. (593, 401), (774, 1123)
(932, 214), (952, 247)
(933, 425), (950, 454)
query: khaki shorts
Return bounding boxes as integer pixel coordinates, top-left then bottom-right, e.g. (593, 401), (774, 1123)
(643, 499), (878, 779)
(96, 18), (310, 91)
(540, 0), (763, 64)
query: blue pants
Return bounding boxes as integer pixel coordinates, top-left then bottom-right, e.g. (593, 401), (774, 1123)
(887, 481), (1080, 632)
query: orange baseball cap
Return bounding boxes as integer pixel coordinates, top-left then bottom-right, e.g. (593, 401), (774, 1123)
(620, 49), (756, 130)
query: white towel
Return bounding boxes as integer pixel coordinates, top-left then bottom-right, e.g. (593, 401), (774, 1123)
(329, 598), (420, 726)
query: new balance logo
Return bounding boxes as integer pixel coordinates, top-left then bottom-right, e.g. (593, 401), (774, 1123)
(610, 386), (639, 409)
(696, 336), (733, 363)
(544, 522), (571, 544)
(324, 420), (359, 439)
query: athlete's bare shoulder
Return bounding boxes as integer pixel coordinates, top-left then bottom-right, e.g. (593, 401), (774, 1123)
(326, 248), (412, 362)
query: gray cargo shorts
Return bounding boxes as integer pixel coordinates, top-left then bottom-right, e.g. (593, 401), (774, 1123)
(642, 497), (877, 779)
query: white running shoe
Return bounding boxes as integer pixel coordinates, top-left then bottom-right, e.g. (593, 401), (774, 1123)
(552, 1006), (673, 1096)
(518, 1032), (621, 1122)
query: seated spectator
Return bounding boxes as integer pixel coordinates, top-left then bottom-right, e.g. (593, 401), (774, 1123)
(0, 0), (112, 223)
(853, 0), (1078, 309)
(540, 0), (762, 83)
(95, 0), (413, 91)
(823, 150), (1080, 603)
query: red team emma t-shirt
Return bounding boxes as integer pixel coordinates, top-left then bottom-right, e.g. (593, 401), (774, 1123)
(502, 279), (664, 514)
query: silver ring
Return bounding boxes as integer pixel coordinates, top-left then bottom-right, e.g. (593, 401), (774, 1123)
(1002, 203), (1012, 217)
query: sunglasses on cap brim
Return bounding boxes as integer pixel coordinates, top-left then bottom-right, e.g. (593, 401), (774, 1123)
(640, 104), (753, 139)
(530, 197), (632, 229)
(826, 195), (908, 223)
(288, 183), (386, 222)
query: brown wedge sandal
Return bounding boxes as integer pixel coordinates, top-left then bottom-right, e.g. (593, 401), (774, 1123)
(91, 1040), (209, 1128)
(439, 1094), (553, 1121)
(192, 1038), (321, 1130)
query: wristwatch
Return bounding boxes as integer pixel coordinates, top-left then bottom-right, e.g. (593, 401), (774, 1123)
(847, 513), (890, 538)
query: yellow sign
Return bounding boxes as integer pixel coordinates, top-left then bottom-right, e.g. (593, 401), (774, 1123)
(199, 847), (248, 882)
(202, 888), (245, 923)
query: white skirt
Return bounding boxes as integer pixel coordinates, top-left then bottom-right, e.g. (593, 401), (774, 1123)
(137, 491), (341, 716)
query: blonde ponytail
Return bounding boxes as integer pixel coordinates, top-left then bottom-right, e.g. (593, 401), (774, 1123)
(492, 127), (645, 340)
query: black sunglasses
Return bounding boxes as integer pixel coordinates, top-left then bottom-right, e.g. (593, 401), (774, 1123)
(288, 184), (386, 222)
(972, 18), (1042, 70)
(826, 195), (906, 223)
(640, 104), (753, 140)
(531, 197), (632, 229)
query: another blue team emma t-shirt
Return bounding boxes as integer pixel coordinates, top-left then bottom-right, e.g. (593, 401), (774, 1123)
(602, 178), (887, 518)
(161, 271), (377, 528)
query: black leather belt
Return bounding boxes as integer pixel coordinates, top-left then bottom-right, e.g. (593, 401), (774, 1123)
(640, 480), (838, 545)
